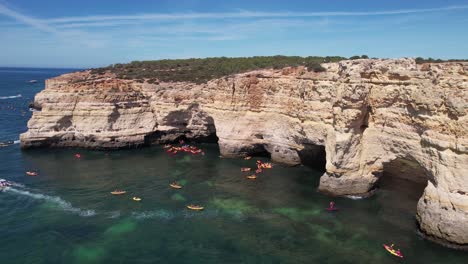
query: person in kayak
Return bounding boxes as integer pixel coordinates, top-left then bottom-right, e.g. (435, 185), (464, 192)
(329, 201), (335, 210)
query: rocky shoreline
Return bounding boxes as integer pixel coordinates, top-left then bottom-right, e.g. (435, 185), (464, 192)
(20, 58), (468, 248)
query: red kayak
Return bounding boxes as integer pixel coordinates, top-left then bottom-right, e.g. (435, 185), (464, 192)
(326, 207), (339, 211)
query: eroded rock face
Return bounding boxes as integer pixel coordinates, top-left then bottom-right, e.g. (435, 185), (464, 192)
(20, 59), (468, 248)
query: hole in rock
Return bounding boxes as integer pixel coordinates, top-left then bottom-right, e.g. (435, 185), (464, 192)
(297, 144), (326, 172)
(246, 144), (271, 158)
(375, 157), (428, 229)
(144, 115), (219, 145)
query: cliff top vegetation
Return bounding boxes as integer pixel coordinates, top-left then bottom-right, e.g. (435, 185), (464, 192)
(90, 55), (467, 84)
(90, 55), (347, 84)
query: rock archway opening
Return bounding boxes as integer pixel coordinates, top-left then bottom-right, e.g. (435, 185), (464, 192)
(376, 157), (428, 223)
(298, 143), (326, 172)
(239, 143), (271, 159)
(144, 105), (219, 145)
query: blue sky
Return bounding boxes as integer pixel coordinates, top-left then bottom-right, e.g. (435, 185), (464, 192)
(0, 0), (467, 68)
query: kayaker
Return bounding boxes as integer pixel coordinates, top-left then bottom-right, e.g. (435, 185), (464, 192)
(329, 201), (335, 210)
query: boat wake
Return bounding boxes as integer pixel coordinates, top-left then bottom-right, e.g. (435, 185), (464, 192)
(0, 94), (22, 100)
(0, 140), (19, 148)
(4, 187), (97, 217)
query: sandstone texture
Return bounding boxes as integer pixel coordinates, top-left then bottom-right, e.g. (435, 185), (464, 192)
(21, 59), (468, 248)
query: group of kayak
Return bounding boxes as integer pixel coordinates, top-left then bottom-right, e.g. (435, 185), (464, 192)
(164, 142), (205, 156)
(110, 181), (203, 210)
(110, 190), (142, 202)
(240, 158), (405, 258)
(109, 142), (205, 210)
(17, 145), (405, 258)
(241, 159), (273, 180)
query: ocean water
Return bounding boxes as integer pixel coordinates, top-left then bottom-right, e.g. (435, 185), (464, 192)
(0, 67), (467, 264)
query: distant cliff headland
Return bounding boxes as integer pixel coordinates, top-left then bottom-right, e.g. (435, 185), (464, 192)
(21, 56), (468, 249)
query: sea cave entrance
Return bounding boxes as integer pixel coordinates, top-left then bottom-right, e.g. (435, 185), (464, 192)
(375, 157), (428, 228)
(298, 143), (326, 172)
(144, 105), (219, 145)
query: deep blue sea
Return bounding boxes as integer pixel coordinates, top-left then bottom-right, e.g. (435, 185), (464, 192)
(0, 67), (467, 263)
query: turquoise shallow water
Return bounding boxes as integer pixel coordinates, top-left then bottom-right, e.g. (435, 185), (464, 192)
(0, 68), (467, 263)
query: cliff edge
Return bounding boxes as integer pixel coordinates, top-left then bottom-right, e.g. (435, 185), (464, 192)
(21, 58), (468, 248)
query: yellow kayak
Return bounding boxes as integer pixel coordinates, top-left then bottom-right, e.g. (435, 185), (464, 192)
(246, 175), (257, 180)
(111, 190), (126, 195)
(133, 197), (142, 201)
(383, 244), (403, 258)
(170, 183), (182, 189)
(187, 205), (204, 211)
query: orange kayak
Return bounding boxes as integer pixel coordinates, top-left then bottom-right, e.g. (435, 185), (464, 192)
(25, 171), (38, 176)
(170, 183), (182, 189)
(246, 175), (257, 180)
(383, 244), (403, 258)
(187, 205), (204, 210)
(111, 190), (126, 195)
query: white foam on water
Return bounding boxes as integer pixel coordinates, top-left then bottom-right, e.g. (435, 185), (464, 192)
(131, 210), (174, 220)
(345, 195), (364, 200)
(0, 94), (22, 100)
(5, 187), (97, 217)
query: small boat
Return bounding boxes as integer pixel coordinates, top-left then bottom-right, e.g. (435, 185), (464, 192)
(383, 244), (403, 258)
(187, 205), (204, 211)
(326, 207), (339, 211)
(0, 179), (12, 188)
(132, 197), (142, 201)
(170, 182), (182, 189)
(28, 80), (37, 83)
(110, 190), (126, 195)
(244, 156), (252, 160)
(241, 167), (251, 172)
(74, 153), (81, 158)
(246, 175), (257, 180)
(163, 144), (172, 149)
(25, 171), (38, 176)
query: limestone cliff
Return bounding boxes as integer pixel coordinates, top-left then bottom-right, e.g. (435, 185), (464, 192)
(21, 59), (468, 248)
